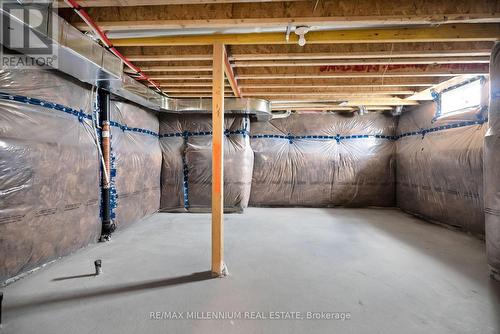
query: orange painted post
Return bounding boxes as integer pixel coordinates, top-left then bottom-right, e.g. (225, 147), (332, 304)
(211, 42), (226, 277)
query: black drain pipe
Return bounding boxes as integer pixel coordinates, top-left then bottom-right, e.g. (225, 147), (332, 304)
(99, 89), (115, 240)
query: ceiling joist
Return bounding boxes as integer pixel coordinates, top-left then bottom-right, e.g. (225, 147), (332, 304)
(110, 24), (500, 46)
(65, 0), (500, 32)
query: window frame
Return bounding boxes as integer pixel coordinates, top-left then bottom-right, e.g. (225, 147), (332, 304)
(435, 76), (486, 119)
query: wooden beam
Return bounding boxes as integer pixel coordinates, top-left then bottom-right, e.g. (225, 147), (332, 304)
(406, 74), (478, 100)
(233, 57), (491, 67)
(138, 65), (212, 72)
(75, 14), (500, 32)
(58, 0), (302, 7)
(230, 49), (493, 61)
(234, 64), (490, 79)
(211, 42), (225, 277)
(63, 1), (499, 24)
(271, 106), (394, 111)
(126, 50), (491, 62)
(223, 46), (241, 97)
(151, 82), (231, 87)
(148, 75), (213, 80)
(248, 94), (418, 102)
(270, 98), (419, 105)
(237, 77), (440, 87)
(242, 87), (417, 93)
(69, 0), (500, 32)
(162, 89), (216, 93)
(121, 43), (494, 62)
(111, 24), (500, 46)
(128, 54), (212, 62)
(168, 94), (234, 97)
(129, 57), (490, 72)
(243, 91), (415, 96)
(240, 84), (433, 88)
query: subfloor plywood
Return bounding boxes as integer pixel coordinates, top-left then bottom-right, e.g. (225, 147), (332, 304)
(2, 208), (500, 334)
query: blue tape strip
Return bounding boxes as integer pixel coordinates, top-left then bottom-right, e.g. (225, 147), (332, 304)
(181, 131), (190, 209)
(249, 133), (397, 143)
(3, 91), (484, 142)
(159, 129), (250, 138)
(109, 120), (159, 137)
(397, 119), (485, 139)
(0, 91), (92, 122)
(249, 119), (485, 142)
(109, 148), (117, 219)
(0, 91), (158, 137)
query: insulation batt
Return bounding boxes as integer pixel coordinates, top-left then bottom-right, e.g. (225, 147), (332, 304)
(485, 42), (500, 279)
(109, 101), (161, 227)
(250, 112), (396, 207)
(159, 114), (253, 212)
(0, 69), (100, 282)
(396, 102), (486, 236)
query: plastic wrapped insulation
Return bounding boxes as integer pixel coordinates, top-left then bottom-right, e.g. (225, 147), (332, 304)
(249, 112), (396, 207)
(396, 101), (486, 236)
(159, 114), (253, 212)
(0, 69), (100, 282)
(109, 100), (162, 227)
(485, 42), (500, 279)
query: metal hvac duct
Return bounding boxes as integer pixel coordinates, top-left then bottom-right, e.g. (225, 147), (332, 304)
(0, 5), (273, 121)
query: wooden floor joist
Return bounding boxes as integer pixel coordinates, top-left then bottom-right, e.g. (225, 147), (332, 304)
(67, 0), (500, 31)
(122, 44), (494, 62)
(110, 24), (500, 46)
(129, 57), (490, 72)
(60, 2), (498, 106)
(269, 98), (419, 105)
(223, 45), (241, 97)
(232, 57), (491, 67)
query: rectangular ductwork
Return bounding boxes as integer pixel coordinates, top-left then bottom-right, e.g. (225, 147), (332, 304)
(0, 4), (272, 120)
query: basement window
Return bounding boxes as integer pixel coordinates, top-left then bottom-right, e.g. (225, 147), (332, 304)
(437, 77), (484, 117)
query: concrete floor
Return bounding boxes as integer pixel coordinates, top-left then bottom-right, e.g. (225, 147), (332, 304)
(2, 208), (500, 334)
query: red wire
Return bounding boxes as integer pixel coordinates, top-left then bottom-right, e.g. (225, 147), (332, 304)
(64, 0), (162, 93)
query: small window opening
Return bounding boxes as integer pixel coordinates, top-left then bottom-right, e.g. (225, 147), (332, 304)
(438, 77), (483, 117)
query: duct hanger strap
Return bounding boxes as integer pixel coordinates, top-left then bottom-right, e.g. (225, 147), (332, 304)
(0, 91), (92, 122)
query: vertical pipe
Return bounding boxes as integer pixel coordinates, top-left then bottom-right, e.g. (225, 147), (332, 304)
(211, 42), (226, 277)
(99, 89), (115, 238)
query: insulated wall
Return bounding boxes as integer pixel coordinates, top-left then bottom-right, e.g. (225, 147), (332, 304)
(396, 102), (486, 236)
(0, 69), (100, 282)
(485, 42), (500, 279)
(250, 112), (396, 207)
(109, 101), (161, 227)
(159, 114), (253, 212)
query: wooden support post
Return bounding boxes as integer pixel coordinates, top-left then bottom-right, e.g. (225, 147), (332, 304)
(211, 42), (226, 277)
